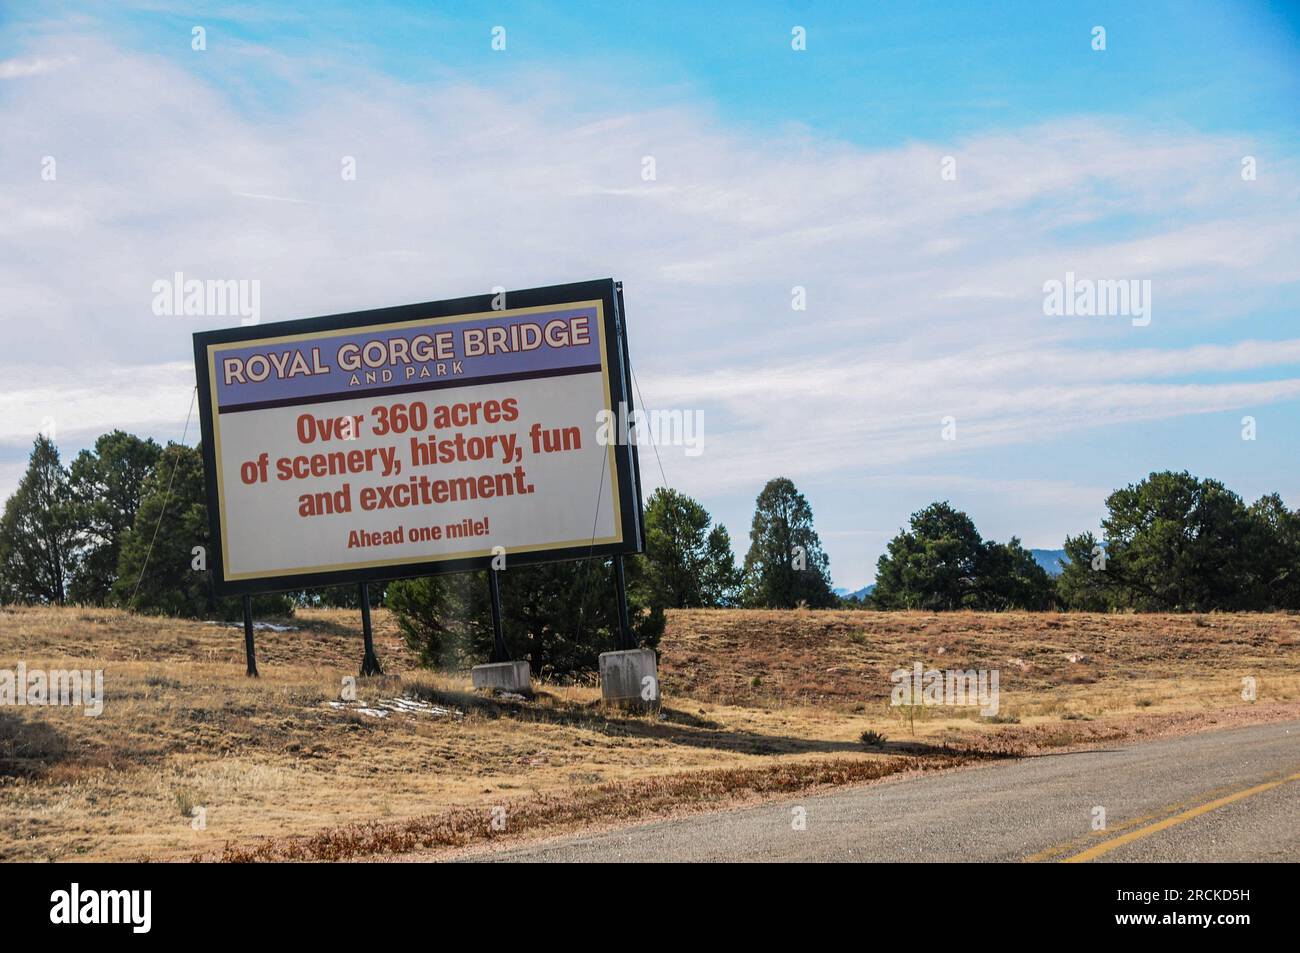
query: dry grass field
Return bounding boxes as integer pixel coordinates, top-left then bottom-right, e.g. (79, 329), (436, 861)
(1, 605), (1298, 862)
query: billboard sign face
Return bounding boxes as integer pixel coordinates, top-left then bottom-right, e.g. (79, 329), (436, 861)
(193, 279), (643, 595)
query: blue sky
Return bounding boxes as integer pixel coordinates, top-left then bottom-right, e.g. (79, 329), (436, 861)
(2, 1), (1299, 588)
(7, 1), (1298, 141)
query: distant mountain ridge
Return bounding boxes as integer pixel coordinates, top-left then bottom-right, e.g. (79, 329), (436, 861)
(1029, 548), (1069, 576)
(836, 584), (875, 602)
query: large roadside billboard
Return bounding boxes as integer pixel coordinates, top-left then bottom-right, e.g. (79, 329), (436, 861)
(193, 279), (643, 596)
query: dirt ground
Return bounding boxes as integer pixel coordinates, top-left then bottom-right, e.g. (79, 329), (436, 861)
(1, 605), (1296, 861)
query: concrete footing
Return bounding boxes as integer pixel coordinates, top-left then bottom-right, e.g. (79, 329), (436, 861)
(471, 659), (532, 693)
(599, 648), (659, 709)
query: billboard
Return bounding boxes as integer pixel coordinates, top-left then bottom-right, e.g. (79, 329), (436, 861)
(193, 279), (643, 596)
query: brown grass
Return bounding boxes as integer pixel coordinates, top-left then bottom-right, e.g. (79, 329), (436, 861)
(659, 608), (1300, 711)
(1, 605), (1297, 862)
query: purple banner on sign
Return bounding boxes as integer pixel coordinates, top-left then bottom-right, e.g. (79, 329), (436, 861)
(211, 306), (601, 409)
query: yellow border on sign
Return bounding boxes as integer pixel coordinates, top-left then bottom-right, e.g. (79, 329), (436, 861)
(207, 299), (624, 581)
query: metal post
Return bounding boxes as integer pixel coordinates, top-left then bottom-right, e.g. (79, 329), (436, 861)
(359, 582), (383, 676)
(488, 569), (510, 662)
(614, 554), (634, 650)
(242, 594), (259, 677)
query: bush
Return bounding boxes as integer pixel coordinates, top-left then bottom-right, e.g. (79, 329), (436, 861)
(388, 558), (664, 678)
(386, 574), (479, 668)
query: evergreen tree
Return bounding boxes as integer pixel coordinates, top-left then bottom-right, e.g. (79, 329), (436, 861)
(740, 477), (836, 608)
(873, 502), (1054, 610)
(0, 436), (77, 604)
(1246, 493), (1300, 610)
(67, 430), (162, 605)
(1094, 472), (1257, 611)
(973, 536), (1055, 611)
(872, 502), (982, 610)
(389, 557), (664, 677)
(1055, 531), (1114, 611)
(1056, 473), (1298, 612)
(640, 487), (739, 607)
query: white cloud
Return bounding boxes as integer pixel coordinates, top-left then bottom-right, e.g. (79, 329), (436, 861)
(0, 55), (76, 80)
(0, 362), (196, 447)
(634, 337), (1300, 491)
(1, 34), (1298, 585)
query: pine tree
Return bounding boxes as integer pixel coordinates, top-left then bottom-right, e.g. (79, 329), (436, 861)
(740, 477), (836, 608)
(67, 430), (162, 605)
(0, 436), (77, 604)
(389, 557), (664, 677)
(640, 487), (739, 607)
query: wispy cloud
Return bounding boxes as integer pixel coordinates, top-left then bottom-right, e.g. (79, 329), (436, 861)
(0, 54), (76, 80)
(1, 32), (1297, 586)
(0, 363), (195, 447)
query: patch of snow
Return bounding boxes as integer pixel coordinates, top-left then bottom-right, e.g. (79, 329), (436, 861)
(327, 701), (388, 717)
(206, 620), (299, 632)
(326, 695), (461, 719)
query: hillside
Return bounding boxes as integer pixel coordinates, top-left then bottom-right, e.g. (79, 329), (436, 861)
(2, 605), (1297, 862)
(658, 609), (1300, 709)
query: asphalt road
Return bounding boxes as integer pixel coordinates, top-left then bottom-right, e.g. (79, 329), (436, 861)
(477, 720), (1300, 862)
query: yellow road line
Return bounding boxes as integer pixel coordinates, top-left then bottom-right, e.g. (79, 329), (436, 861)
(1024, 809), (1172, 864)
(1060, 770), (1300, 863)
(1022, 775), (1260, 864)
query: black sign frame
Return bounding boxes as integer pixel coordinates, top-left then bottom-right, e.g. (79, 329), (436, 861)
(192, 278), (644, 597)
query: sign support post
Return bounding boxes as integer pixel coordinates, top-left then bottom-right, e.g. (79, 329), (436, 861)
(359, 582), (383, 676)
(473, 568), (530, 691)
(242, 594), (259, 677)
(598, 554), (657, 708)
(488, 570), (510, 663)
(613, 554), (633, 650)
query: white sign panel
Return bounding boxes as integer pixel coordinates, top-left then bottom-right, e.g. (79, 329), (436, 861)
(193, 280), (642, 594)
